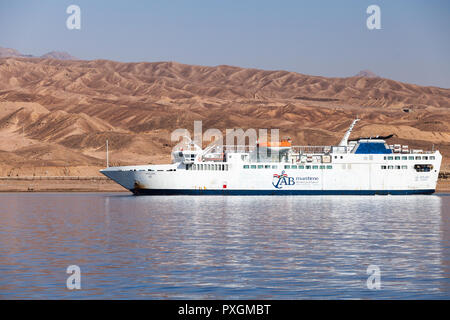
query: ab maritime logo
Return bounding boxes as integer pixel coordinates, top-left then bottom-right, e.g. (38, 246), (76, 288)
(272, 170), (295, 189)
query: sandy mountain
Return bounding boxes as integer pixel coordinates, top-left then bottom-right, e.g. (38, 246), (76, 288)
(0, 56), (449, 176)
(0, 47), (33, 58)
(0, 46), (76, 60)
(355, 70), (379, 78)
(40, 51), (77, 60)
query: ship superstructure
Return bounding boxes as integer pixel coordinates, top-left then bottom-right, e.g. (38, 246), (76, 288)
(101, 119), (442, 195)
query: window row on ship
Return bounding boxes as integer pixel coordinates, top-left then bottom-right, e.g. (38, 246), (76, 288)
(185, 163), (229, 171)
(383, 155), (435, 160)
(244, 164), (334, 170)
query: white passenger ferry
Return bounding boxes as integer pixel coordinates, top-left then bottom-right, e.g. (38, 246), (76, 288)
(101, 120), (442, 195)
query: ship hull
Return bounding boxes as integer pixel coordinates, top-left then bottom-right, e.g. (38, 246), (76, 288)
(101, 151), (442, 196)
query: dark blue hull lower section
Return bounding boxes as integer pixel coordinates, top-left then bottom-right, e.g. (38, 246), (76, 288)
(131, 189), (435, 196)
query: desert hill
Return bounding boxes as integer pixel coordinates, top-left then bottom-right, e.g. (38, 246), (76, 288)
(0, 56), (449, 177)
(355, 70), (379, 78)
(0, 46), (76, 60)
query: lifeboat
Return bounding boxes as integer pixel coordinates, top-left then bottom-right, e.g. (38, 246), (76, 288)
(258, 138), (292, 152)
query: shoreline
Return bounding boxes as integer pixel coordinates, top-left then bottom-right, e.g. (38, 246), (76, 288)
(0, 177), (126, 192)
(0, 176), (449, 193)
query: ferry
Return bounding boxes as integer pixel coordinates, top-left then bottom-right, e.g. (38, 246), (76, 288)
(101, 119), (442, 195)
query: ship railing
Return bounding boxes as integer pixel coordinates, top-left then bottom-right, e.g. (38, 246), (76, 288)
(291, 145), (334, 154)
(205, 145), (349, 154)
(219, 145), (258, 153)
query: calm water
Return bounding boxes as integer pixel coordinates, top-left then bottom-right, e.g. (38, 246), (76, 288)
(0, 193), (449, 299)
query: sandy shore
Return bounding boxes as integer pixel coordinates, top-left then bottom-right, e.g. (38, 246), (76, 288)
(0, 176), (449, 193)
(437, 179), (450, 193)
(0, 177), (126, 192)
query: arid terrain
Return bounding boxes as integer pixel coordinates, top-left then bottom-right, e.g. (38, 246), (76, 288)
(0, 53), (449, 191)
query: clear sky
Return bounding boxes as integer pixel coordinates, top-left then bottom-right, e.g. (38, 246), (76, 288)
(1, 0), (449, 88)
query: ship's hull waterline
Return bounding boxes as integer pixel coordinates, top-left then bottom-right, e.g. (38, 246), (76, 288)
(131, 188), (435, 196)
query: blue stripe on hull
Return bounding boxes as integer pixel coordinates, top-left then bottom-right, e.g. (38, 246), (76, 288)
(131, 189), (435, 196)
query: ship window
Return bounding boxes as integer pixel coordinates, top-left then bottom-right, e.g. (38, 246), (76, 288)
(395, 156), (400, 160)
(243, 165), (249, 169)
(284, 165), (290, 169)
(381, 165), (387, 169)
(402, 156), (407, 160)
(334, 156), (337, 159)
(258, 165), (263, 169)
(415, 156), (421, 160)
(313, 165), (318, 169)
(408, 156), (414, 160)
(388, 156), (393, 160)
(340, 156), (343, 159)
(272, 165), (278, 169)
(395, 165), (401, 169)
(388, 165), (393, 169)
(291, 165), (297, 169)
(225, 164), (228, 171)
(402, 165), (407, 169)
(299, 165), (304, 169)
(265, 165), (271, 169)
(384, 156), (387, 160)
(423, 156), (428, 160)
(320, 165), (325, 169)
(414, 164), (433, 172)
(326, 165), (332, 169)
(306, 165), (311, 169)
(251, 165), (256, 169)
(430, 156), (435, 160)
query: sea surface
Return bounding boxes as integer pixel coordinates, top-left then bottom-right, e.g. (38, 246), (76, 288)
(0, 192), (449, 299)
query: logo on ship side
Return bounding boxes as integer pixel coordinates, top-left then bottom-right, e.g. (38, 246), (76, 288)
(272, 170), (295, 189)
(272, 171), (320, 189)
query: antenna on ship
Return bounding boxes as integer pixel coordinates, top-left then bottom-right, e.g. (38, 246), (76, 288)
(106, 139), (109, 168)
(339, 118), (360, 147)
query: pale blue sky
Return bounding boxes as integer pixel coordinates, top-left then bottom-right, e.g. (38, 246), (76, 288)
(1, 0), (449, 88)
